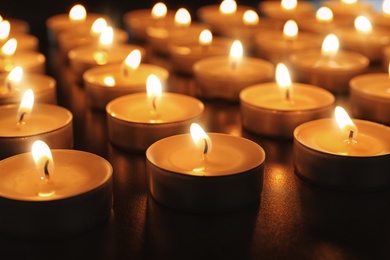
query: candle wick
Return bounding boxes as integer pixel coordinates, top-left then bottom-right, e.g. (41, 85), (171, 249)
(18, 112), (26, 124)
(152, 96), (157, 112)
(6, 80), (11, 91)
(285, 88), (290, 101)
(121, 65), (128, 78)
(348, 129), (354, 142)
(203, 138), (208, 155)
(44, 160), (51, 181)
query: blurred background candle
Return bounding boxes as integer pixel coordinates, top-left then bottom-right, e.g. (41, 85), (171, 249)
(146, 123), (265, 213)
(293, 106), (390, 191)
(258, 0), (315, 22)
(322, 0), (375, 22)
(0, 19), (38, 52)
(0, 140), (112, 238)
(0, 15), (29, 34)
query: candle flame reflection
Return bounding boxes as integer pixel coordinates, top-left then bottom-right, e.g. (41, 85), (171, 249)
(32, 140), (55, 197)
(174, 8), (191, 27)
(335, 106), (358, 142)
(243, 10), (259, 25)
(220, 0), (237, 15)
(69, 4), (87, 22)
(316, 7), (333, 23)
(283, 20), (298, 41)
(354, 16), (372, 33)
(17, 89), (33, 124)
(281, 0), (297, 10)
(152, 2), (168, 19)
(0, 20), (10, 40)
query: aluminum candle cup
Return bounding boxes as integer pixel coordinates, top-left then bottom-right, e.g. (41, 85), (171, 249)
(68, 44), (146, 83)
(83, 63), (169, 110)
(106, 93), (204, 152)
(0, 104), (73, 159)
(293, 118), (390, 191)
(258, 1), (315, 22)
(0, 73), (56, 105)
(146, 133), (265, 213)
(0, 51), (46, 74)
(350, 73), (390, 125)
(240, 83), (335, 139)
(168, 37), (232, 75)
(193, 56), (274, 101)
(289, 50), (369, 93)
(0, 150), (112, 239)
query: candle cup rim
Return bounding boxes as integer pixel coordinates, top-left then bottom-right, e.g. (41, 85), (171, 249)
(349, 73), (390, 101)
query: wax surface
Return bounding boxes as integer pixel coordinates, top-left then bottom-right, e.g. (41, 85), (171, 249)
(107, 92), (203, 123)
(0, 52), (45, 72)
(0, 104), (72, 137)
(350, 73), (390, 99)
(256, 31), (321, 50)
(171, 41), (229, 56)
(0, 150), (111, 201)
(295, 119), (390, 156)
(241, 83), (334, 111)
(147, 133), (265, 176)
(336, 28), (390, 45)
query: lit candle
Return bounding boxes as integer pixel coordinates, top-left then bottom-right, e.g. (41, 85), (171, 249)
(293, 106), (390, 191)
(258, 0), (315, 22)
(168, 29), (232, 75)
(146, 7), (208, 55)
(106, 75), (204, 151)
(83, 50), (168, 109)
(349, 64), (390, 125)
(123, 2), (176, 42)
(0, 140), (112, 238)
(0, 90), (73, 159)
(289, 33), (369, 93)
(0, 66), (56, 105)
(146, 123), (265, 212)
(193, 40), (274, 101)
(240, 63), (334, 139)
(323, 0), (375, 21)
(0, 19), (38, 51)
(0, 15), (29, 34)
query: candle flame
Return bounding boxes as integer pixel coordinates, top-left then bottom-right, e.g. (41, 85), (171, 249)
(190, 123), (212, 155)
(1, 38), (17, 56)
(219, 0), (237, 15)
(321, 34), (339, 57)
(276, 63), (292, 100)
(17, 89), (34, 124)
(152, 2), (168, 19)
(99, 26), (114, 47)
(199, 29), (213, 46)
(335, 106), (358, 140)
(243, 10), (259, 25)
(316, 7), (333, 23)
(146, 74), (162, 112)
(0, 20), (10, 40)
(69, 4), (87, 22)
(103, 76), (115, 87)
(354, 16), (372, 33)
(341, 0), (357, 4)
(383, 0), (390, 15)
(91, 18), (107, 34)
(32, 140), (54, 182)
(281, 0), (297, 10)
(175, 8), (191, 27)
(229, 40), (243, 69)
(283, 20), (298, 40)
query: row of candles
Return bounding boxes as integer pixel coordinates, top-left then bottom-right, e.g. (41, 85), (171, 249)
(0, 0), (390, 238)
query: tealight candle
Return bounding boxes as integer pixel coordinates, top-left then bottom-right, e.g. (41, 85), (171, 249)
(46, 4), (109, 45)
(0, 90), (73, 159)
(258, 0), (315, 22)
(254, 19), (321, 64)
(289, 34), (369, 93)
(193, 40), (274, 101)
(240, 63), (335, 139)
(197, 0), (255, 35)
(123, 2), (176, 42)
(0, 66), (56, 105)
(372, 0), (390, 28)
(293, 106), (390, 191)
(146, 7), (208, 55)
(0, 20), (38, 51)
(323, 0), (375, 21)
(0, 16), (29, 34)
(0, 140), (112, 238)
(349, 68), (390, 125)
(334, 16), (390, 62)
(83, 50), (169, 109)
(168, 29), (232, 75)
(0, 38), (46, 74)
(106, 75), (204, 151)
(146, 123), (265, 213)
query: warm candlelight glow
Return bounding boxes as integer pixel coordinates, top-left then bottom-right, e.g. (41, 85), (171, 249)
(69, 4), (87, 22)
(1, 38), (17, 56)
(276, 63), (292, 100)
(0, 20), (10, 40)
(6, 66), (23, 90)
(341, 0), (357, 4)
(122, 49), (141, 77)
(281, 0), (297, 10)
(243, 10), (259, 25)
(229, 40), (243, 69)
(199, 29), (213, 46)
(32, 140), (54, 186)
(316, 7), (333, 23)
(17, 89), (34, 124)
(103, 76), (115, 87)
(321, 34), (339, 57)
(219, 0), (237, 15)
(190, 123), (212, 155)
(151, 2), (168, 19)
(174, 8), (191, 27)
(92, 51), (108, 65)
(99, 26), (114, 48)
(335, 106), (358, 141)
(354, 16), (372, 33)
(283, 20), (298, 41)
(383, 0), (390, 15)
(90, 18), (107, 34)
(146, 74), (162, 112)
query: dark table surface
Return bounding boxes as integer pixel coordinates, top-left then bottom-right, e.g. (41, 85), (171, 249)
(1, 2), (390, 259)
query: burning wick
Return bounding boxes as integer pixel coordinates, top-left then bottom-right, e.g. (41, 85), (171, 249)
(18, 112), (26, 124)
(43, 160), (51, 181)
(203, 138), (209, 155)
